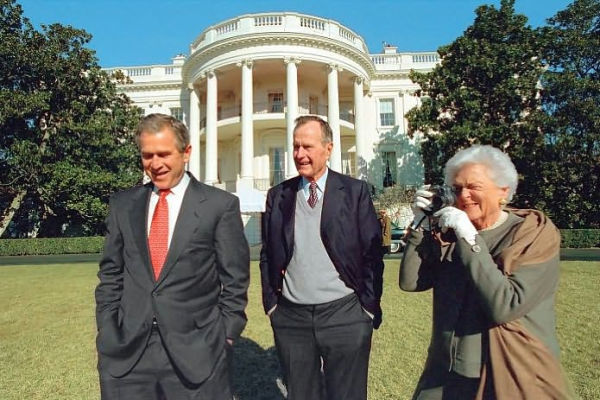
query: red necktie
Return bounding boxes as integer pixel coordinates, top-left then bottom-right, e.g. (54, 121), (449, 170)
(308, 182), (318, 208)
(149, 189), (170, 280)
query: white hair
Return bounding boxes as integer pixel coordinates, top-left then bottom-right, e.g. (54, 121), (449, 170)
(444, 145), (518, 201)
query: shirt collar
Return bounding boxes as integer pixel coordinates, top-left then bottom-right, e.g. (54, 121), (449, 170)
(301, 168), (328, 195)
(152, 172), (190, 197)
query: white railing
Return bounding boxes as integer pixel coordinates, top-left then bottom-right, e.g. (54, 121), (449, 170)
(371, 52), (440, 72)
(190, 12), (367, 53)
(338, 27), (356, 43)
(412, 53), (439, 63)
(254, 15), (282, 26)
(104, 63), (183, 82)
(215, 20), (239, 35)
(128, 68), (151, 77)
(300, 16), (325, 30)
(371, 54), (401, 65)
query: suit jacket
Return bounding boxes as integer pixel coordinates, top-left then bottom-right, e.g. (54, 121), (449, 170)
(259, 169), (384, 328)
(95, 174), (250, 384)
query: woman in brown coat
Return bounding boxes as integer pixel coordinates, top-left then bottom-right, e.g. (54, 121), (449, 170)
(400, 145), (571, 399)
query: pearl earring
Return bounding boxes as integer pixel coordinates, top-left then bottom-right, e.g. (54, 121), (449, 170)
(499, 198), (507, 206)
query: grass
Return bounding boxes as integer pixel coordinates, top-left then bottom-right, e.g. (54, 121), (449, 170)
(0, 261), (598, 400)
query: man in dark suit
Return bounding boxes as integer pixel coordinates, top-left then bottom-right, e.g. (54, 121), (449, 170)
(95, 113), (249, 400)
(260, 115), (384, 400)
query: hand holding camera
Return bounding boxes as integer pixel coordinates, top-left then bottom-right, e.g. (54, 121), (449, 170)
(411, 184), (457, 231)
(433, 207), (478, 246)
(411, 184), (477, 245)
(410, 185), (434, 230)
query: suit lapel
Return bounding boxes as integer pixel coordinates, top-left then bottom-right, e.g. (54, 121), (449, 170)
(155, 177), (206, 285)
(321, 170), (345, 237)
(280, 177), (300, 255)
(128, 184), (154, 281)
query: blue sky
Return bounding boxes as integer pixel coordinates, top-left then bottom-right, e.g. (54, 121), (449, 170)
(19, 0), (572, 68)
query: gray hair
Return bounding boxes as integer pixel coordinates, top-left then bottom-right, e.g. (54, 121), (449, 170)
(294, 115), (333, 144)
(444, 145), (518, 201)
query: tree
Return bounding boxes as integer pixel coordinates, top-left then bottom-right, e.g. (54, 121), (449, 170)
(538, 0), (600, 228)
(374, 185), (416, 228)
(0, 0), (142, 237)
(406, 0), (548, 210)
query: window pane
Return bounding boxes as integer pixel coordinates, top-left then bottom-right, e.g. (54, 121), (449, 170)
(380, 99), (393, 113)
(270, 147), (285, 186)
(382, 151), (397, 186)
(170, 107), (183, 121)
(269, 92), (283, 113)
(379, 99), (395, 126)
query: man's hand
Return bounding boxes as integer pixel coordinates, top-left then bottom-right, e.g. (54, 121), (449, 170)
(433, 207), (478, 245)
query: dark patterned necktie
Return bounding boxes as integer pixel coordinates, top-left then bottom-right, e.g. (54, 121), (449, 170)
(308, 181), (318, 208)
(148, 189), (170, 280)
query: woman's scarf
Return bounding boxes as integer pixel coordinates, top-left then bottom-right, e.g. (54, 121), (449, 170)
(475, 208), (573, 400)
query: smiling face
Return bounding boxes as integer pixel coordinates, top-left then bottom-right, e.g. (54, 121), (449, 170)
(452, 163), (509, 230)
(293, 120), (332, 182)
(140, 127), (191, 190)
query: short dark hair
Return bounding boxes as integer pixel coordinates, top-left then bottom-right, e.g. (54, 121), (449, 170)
(135, 113), (190, 152)
(293, 115), (333, 144)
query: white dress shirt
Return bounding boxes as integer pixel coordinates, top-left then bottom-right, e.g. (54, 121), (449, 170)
(147, 173), (190, 248)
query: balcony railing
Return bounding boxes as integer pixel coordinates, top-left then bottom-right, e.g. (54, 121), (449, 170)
(191, 12), (368, 54)
(104, 65), (183, 82)
(370, 52), (440, 72)
(253, 179), (271, 191)
(199, 101), (356, 127)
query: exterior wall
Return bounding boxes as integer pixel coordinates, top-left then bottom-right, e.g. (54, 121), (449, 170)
(104, 12), (439, 193)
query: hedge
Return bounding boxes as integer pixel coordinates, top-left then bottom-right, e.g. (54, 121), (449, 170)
(0, 230), (598, 256)
(0, 236), (104, 256)
(560, 229), (600, 249)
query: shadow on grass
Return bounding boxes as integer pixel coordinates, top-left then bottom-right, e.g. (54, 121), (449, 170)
(232, 337), (285, 400)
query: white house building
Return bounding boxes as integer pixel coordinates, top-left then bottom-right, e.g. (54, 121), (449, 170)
(104, 12), (439, 242)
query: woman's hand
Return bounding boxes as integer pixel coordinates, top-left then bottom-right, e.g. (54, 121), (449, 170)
(433, 206), (478, 245)
(410, 185), (434, 230)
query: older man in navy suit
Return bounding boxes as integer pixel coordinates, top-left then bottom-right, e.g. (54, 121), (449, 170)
(260, 115), (384, 400)
(95, 113), (249, 400)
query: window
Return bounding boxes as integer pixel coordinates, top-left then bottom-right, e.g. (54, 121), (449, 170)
(340, 101), (354, 123)
(381, 151), (397, 187)
(269, 147), (285, 186)
(379, 99), (395, 126)
(170, 107), (183, 121)
(269, 92), (284, 113)
(341, 153), (355, 177)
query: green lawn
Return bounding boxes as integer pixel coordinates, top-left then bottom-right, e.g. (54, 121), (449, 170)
(1, 261), (598, 399)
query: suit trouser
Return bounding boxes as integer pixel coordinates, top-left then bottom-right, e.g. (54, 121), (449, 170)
(271, 293), (373, 400)
(98, 325), (232, 400)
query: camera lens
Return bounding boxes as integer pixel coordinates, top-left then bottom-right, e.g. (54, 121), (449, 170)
(426, 185), (456, 215)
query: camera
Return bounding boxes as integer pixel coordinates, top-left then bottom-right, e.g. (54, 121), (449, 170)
(425, 184), (456, 215)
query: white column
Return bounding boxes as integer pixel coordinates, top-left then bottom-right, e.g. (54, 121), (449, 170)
(328, 64), (341, 172)
(285, 57), (300, 178)
(239, 60), (254, 186)
(354, 77), (366, 180)
(188, 85), (201, 179)
(205, 70), (218, 185)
